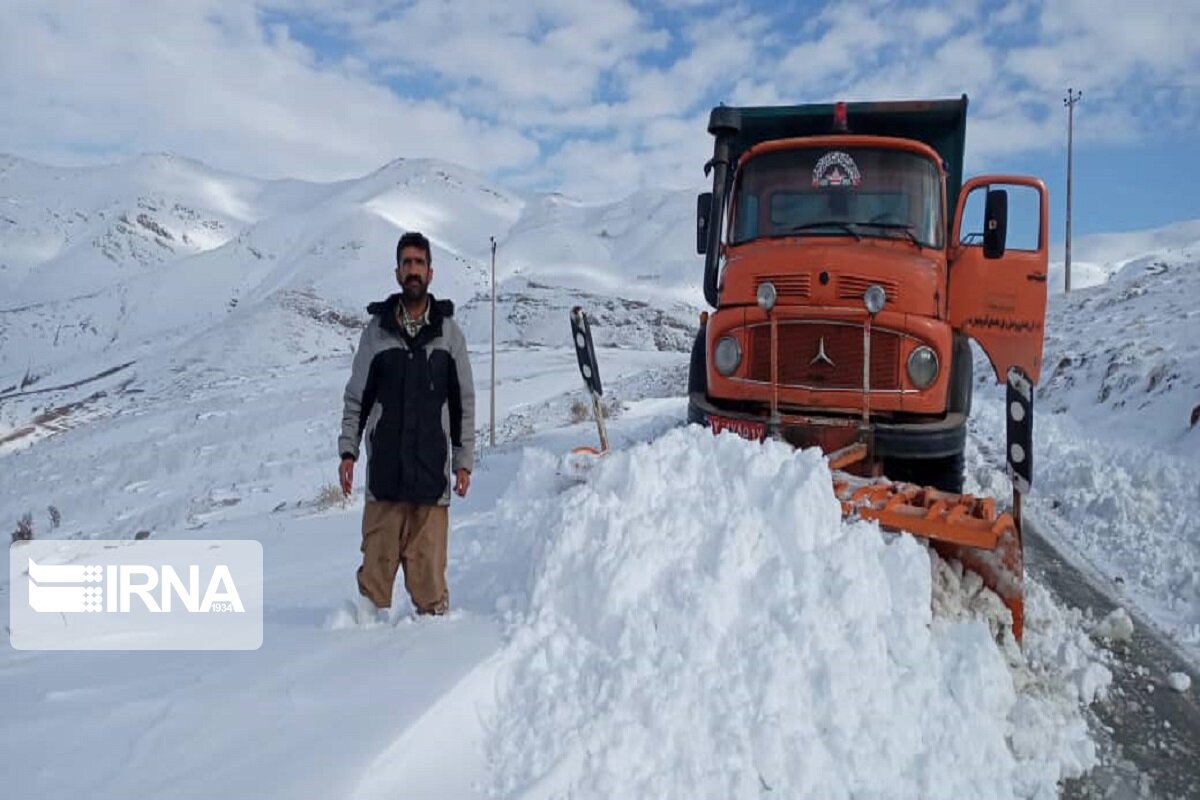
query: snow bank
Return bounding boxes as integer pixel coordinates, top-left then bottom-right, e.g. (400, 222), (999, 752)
(967, 394), (1200, 658)
(486, 427), (1097, 799)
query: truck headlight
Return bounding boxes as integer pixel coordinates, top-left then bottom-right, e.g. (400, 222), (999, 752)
(714, 336), (742, 376)
(907, 346), (939, 389)
(756, 281), (777, 312)
(863, 284), (887, 315)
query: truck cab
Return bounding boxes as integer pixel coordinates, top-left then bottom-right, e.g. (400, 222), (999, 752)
(688, 96), (1049, 491)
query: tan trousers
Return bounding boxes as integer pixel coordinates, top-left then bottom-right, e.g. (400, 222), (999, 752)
(357, 500), (449, 615)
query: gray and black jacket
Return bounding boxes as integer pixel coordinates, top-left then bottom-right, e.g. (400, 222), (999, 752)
(339, 293), (475, 506)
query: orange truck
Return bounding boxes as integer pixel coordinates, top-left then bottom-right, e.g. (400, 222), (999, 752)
(687, 96), (1049, 637)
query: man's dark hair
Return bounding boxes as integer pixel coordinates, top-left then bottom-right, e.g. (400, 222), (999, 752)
(396, 231), (432, 266)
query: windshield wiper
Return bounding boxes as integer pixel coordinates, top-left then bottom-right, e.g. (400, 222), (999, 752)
(855, 222), (923, 248)
(786, 220), (862, 241)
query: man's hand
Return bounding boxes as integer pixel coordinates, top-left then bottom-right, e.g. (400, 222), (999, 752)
(453, 468), (471, 498)
(339, 457), (355, 497)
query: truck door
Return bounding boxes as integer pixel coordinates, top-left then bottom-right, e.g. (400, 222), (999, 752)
(948, 175), (1049, 384)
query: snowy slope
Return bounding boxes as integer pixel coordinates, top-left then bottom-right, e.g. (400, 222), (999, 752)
(497, 188), (702, 304)
(1, 151), (1195, 798)
(1048, 218), (1200, 294)
(0, 154), (699, 391)
(1042, 260), (1199, 453)
(0, 153), (334, 301)
(971, 230), (1200, 657)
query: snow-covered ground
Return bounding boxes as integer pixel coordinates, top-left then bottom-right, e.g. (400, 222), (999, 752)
(979, 223), (1200, 658)
(0, 400), (1107, 799)
(1, 153), (1196, 798)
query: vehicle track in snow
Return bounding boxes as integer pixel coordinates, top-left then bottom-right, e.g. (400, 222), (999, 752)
(1022, 515), (1200, 800)
(967, 424), (1200, 799)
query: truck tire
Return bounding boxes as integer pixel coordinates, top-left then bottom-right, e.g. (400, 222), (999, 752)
(687, 327), (707, 426)
(881, 337), (971, 492)
(947, 334), (973, 416)
(883, 452), (965, 494)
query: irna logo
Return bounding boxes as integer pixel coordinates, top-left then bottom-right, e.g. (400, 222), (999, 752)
(10, 540), (263, 651)
(27, 559), (245, 614)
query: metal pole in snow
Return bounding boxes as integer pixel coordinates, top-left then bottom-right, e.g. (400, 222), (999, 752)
(489, 236), (497, 448)
(1064, 88), (1081, 294)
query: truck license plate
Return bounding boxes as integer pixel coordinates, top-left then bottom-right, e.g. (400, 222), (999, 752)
(707, 415), (766, 441)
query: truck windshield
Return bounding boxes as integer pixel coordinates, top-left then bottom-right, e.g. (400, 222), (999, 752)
(730, 147), (943, 248)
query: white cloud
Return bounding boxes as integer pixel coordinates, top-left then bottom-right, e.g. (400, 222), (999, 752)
(777, 5), (893, 90)
(987, 0), (1032, 27)
(0, 0), (539, 180)
(618, 9), (767, 121)
(338, 0), (668, 110)
(1012, 0), (1200, 98)
(905, 6), (956, 41)
(0, 0), (1197, 200)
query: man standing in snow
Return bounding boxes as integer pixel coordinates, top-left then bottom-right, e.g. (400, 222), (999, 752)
(338, 231), (475, 621)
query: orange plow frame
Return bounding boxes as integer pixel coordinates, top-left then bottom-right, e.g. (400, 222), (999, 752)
(830, 444), (1025, 639)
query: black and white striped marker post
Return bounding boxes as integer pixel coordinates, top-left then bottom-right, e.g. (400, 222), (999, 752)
(569, 306), (608, 454)
(1006, 367), (1034, 527)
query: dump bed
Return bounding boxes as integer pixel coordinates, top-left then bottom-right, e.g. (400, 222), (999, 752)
(708, 96), (969, 214)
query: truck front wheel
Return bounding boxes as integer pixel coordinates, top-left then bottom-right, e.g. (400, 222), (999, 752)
(880, 336), (972, 492)
(883, 452), (965, 494)
(687, 328), (707, 425)
(947, 334), (973, 416)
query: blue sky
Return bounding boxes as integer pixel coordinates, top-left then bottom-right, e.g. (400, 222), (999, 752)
(1, 0), (1197, 240)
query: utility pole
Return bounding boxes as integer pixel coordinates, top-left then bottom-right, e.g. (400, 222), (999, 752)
(1064, 88), (1082, 294)
(489, 235), (497, 448)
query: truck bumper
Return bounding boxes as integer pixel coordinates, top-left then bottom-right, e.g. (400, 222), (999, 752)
(687, 391), (966, 460)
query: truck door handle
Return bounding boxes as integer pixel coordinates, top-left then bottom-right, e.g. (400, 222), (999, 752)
(1027, 273), (1046, 282)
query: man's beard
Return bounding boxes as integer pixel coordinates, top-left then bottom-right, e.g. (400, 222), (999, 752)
(402, 277), (427, 302)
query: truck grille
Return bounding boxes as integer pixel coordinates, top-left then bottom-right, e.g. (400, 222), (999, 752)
(748, 322), (901, 390)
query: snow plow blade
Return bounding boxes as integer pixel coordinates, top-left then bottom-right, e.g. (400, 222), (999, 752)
(833, 475), (1024, 640)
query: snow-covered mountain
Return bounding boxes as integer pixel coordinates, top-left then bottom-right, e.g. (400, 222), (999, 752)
(0, 153), (327, 298)
(2, 152), (1197, 799)
(0, 153), (703, 391)
(1042, 241), (1200, 452)
(1048, 218), (1200, 294)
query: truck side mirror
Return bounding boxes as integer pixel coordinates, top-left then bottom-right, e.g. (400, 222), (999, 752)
(983, 189), (1008, 259)
(696, 192), (713, 255)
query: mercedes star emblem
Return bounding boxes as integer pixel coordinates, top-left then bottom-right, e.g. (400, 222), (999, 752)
(810, 336), (835, 367)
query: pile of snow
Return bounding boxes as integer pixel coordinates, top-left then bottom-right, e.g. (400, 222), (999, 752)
(997, 581), (1113, 796)
(485, 427), (1101, 799)
(969, 390), (1200, 658)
